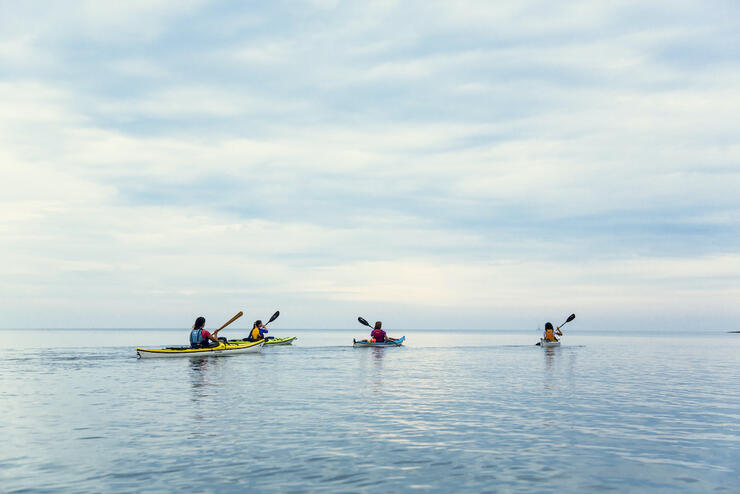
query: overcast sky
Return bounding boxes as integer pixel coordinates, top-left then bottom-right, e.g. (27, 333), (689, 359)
(1, 1), (738, 330)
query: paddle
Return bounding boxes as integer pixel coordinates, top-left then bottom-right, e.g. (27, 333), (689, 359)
(559, 313), (576, 328)
(214, 311), (243, 344)
(265, 310), (280, 326)
(536, 313), (575, 345)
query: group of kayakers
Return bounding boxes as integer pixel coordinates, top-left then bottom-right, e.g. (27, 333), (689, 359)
(188, 316), (399, 348)
(188, 313), (570, 348)
(190, 316), (272, 348)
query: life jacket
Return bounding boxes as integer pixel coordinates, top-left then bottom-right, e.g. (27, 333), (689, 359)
(250, 327), (263, 341)
(190, 328), (206, 347)
(544, 328), (556, 341)
(371, 329), (386, 342)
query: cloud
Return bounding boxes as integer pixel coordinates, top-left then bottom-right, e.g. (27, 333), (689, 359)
(0, 1), (739, 329)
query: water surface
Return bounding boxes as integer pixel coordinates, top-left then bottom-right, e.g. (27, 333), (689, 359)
(1, 329), (738, 492)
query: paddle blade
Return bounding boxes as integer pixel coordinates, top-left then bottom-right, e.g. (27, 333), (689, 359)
(559, 313), (576, 328)
(358, 316), (371, 327)
(267, 310), (280, 324)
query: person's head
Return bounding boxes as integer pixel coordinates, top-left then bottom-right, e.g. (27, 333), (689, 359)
(374, 321), (382, 330)
(545, 322), (553, 330)
(193, 316), (206, 330)
(254, 320), (263, 329)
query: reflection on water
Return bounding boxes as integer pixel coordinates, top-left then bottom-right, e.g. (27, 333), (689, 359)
(0, 330), (738, 492)
(188, 358), (219, 437)
(369, 347), (388, 395)
(542, 346), (556, 391)
(357, 346), (389, 395)
(189, 358), (217, 395)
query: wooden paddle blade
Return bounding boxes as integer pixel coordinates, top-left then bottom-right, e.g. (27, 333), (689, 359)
(267, 310), (280, 324)
(218, 311), (243, 331)
(358, 316), (371, 327)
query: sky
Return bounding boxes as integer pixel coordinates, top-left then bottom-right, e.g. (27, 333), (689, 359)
(1, 0), (738, 330)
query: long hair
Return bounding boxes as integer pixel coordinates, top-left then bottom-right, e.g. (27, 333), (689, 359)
(253, 320), (263, 329)
(374, 321), (382, 330)
(545, 322), (553, 330)
(193, 316), (206, 330)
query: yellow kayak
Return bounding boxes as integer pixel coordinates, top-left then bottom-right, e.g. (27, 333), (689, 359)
(137, 339), (264, 358)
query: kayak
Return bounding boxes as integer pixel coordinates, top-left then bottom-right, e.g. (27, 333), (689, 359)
(264, 336), (296, 345)
(539, 338), (560, 348)
(230, 336), (297, 346)
(137, 339), (264, 358)
(353, 336), (405, 347)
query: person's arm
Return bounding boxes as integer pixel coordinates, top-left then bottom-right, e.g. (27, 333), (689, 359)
(205, 330), (221, 344)
(556, 326), (563, 336)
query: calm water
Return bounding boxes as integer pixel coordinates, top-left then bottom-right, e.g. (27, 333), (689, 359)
(0, 329), (738, 493)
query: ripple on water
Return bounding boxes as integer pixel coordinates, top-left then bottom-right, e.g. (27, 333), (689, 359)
(0, 331), (738, 492)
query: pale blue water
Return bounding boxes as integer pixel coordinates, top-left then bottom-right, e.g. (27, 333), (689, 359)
(0, 329), (738, 493)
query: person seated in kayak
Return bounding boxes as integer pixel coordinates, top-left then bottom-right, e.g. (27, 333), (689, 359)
(247, 320), (273, 341)
(369, 321), (388, 342)
(543, 322), (563, 342)
(189, 316), (222, 348)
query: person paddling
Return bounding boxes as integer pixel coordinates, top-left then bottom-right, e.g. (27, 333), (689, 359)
(189, 316), (222, 348)
(356, 317), (398, 343)
(542, 322), (563, 342)
(248, 320), (272, 341)
(370, 321), (388, 342)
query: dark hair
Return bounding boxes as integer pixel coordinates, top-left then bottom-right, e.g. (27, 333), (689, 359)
(194, 316), (206, 330)
(253, 320), (262, 329)
(374, 321), (382, 330)
(545, 322), (553, 330)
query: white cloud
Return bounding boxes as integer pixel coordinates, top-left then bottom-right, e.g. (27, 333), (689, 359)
(0, 1), (738, 328)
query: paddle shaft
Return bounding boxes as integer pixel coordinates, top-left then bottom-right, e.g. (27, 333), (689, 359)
(215, 311), (243, 334)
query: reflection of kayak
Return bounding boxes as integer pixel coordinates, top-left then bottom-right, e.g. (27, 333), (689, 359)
(137, 340), (264, 358)
(353, 336), (405, 347)
(230, 336), (297, 346)
(539, 338), (560, 348)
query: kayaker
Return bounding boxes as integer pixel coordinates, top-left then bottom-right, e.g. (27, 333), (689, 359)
(189, 316), (222, 348)
(543, 322), (563, 342)
(370, 321), (387, 342)
(248, 320), (271, 341)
